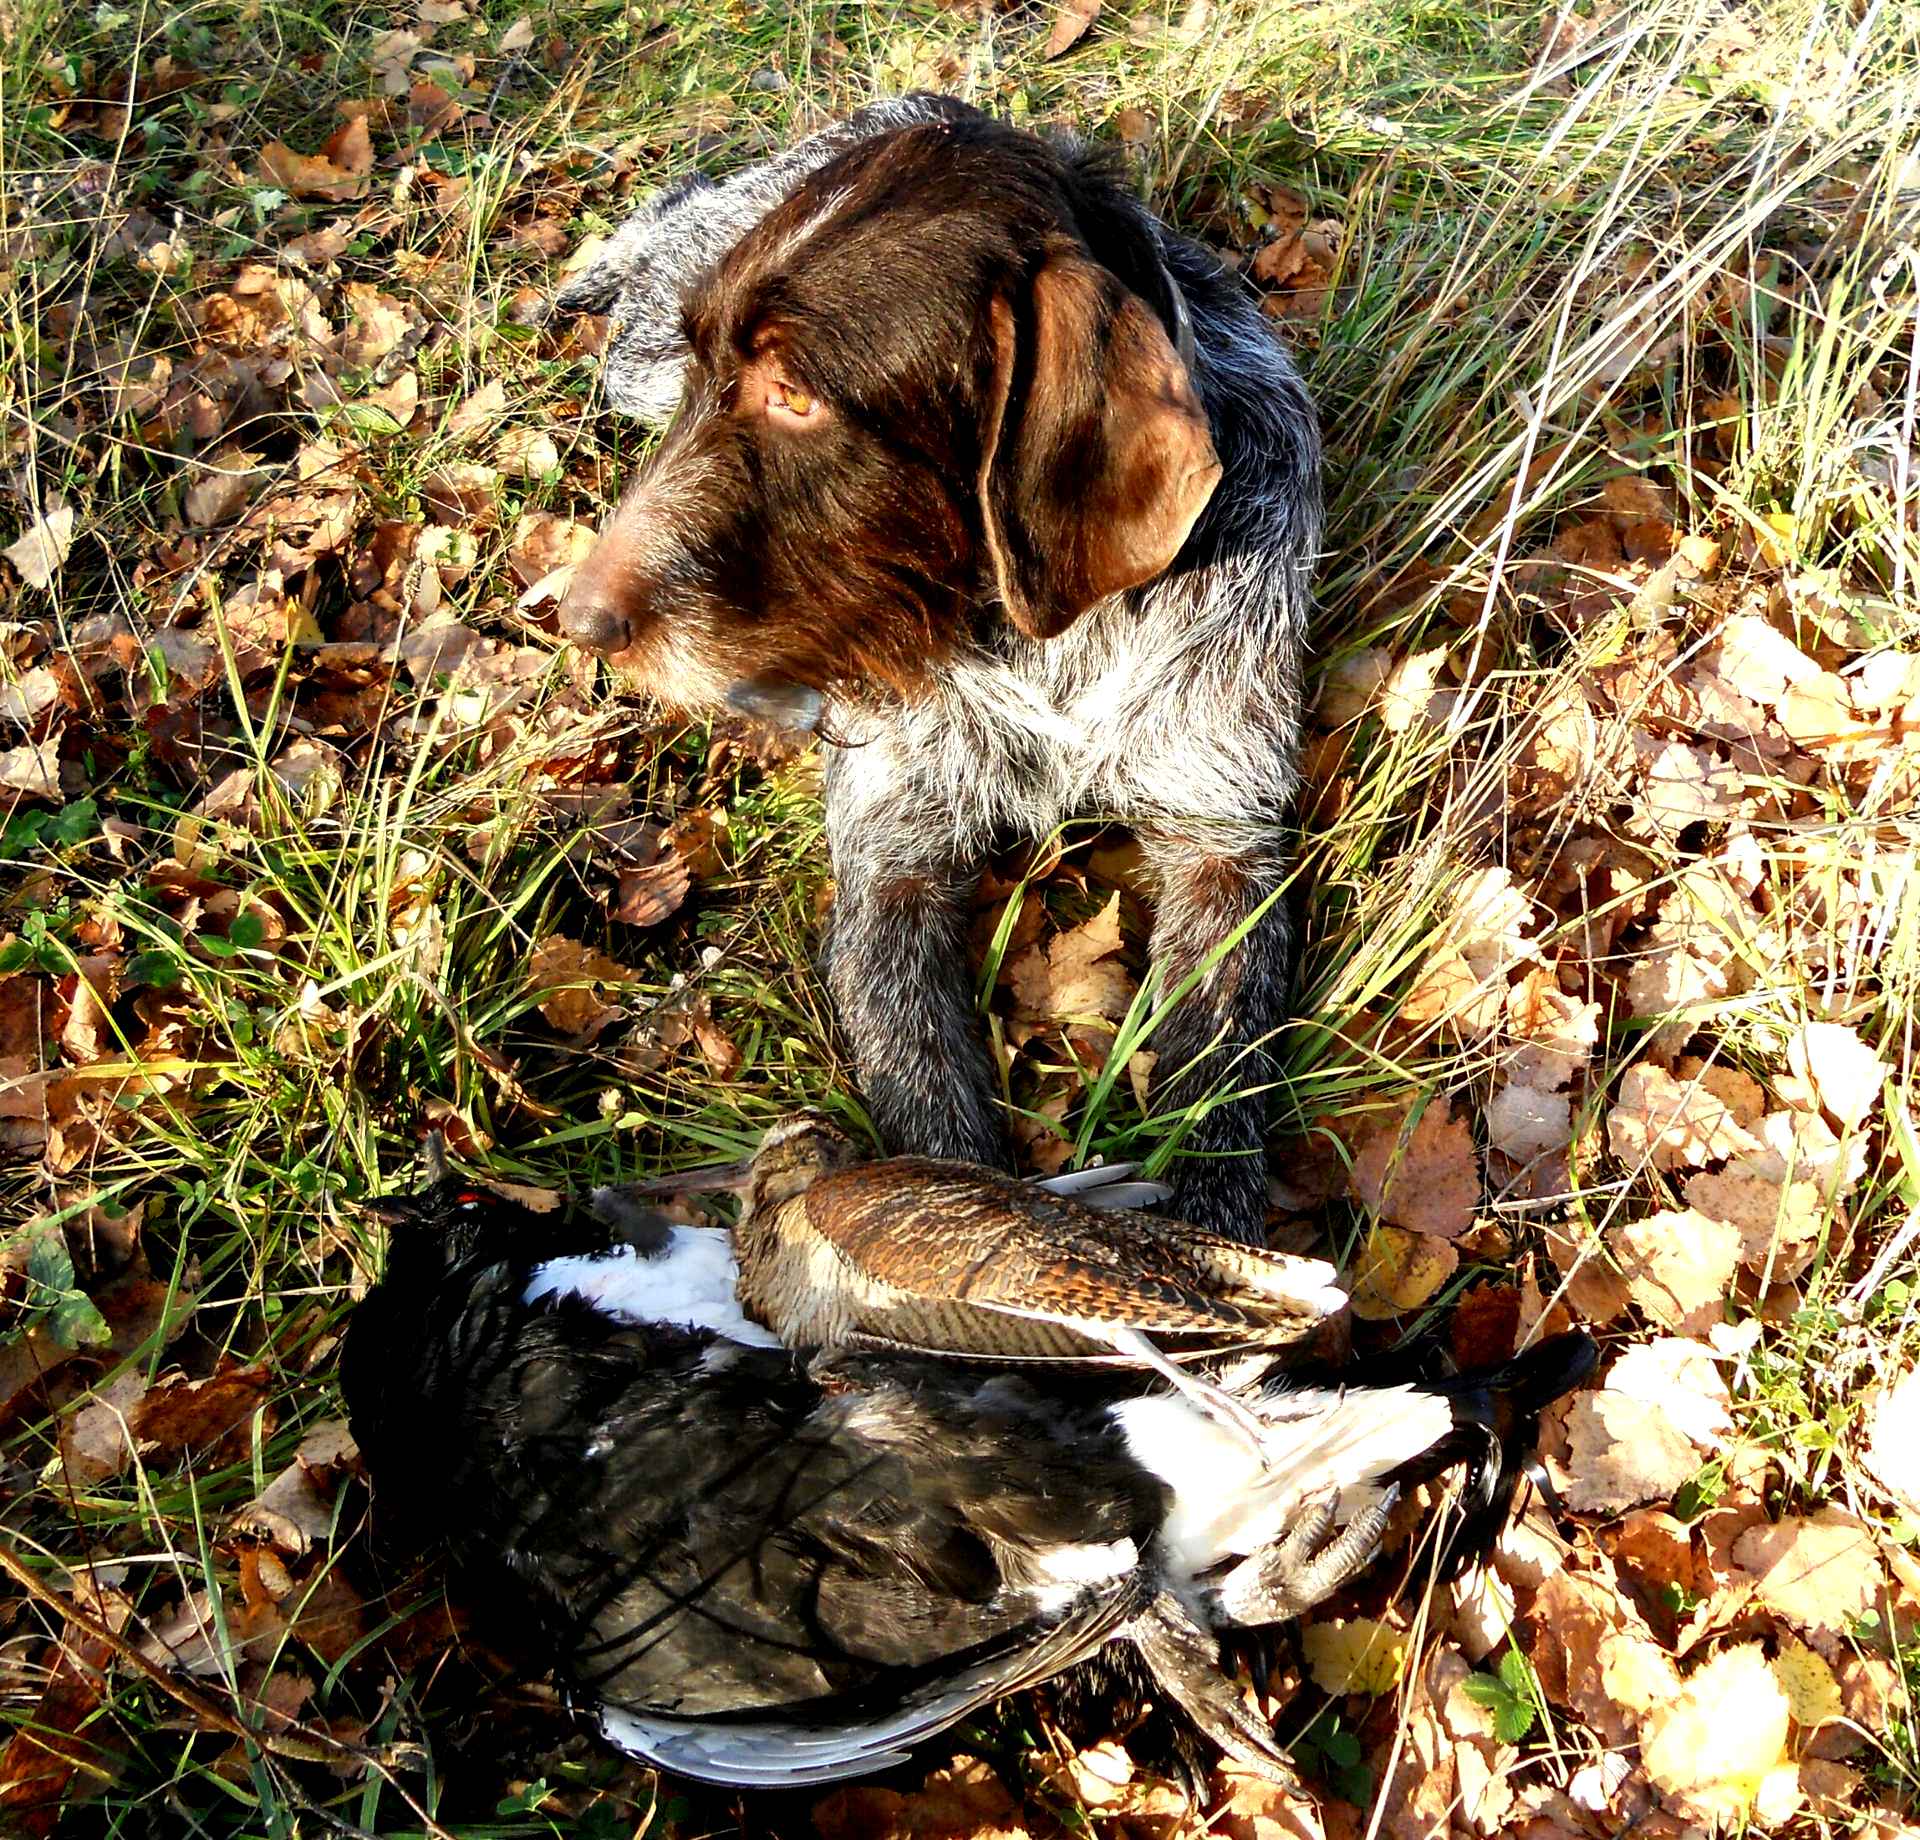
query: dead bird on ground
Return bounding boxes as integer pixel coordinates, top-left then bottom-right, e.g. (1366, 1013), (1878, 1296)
(607, 1114), (1348, 1440)
(340, 1157), (1596, 1789)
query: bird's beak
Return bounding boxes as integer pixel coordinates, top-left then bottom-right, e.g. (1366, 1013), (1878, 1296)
(611, 1157), (757, 1198)
(723, 676), (823, 734)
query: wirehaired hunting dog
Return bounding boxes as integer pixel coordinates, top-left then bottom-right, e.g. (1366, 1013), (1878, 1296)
(556, 97), (1321, 1242)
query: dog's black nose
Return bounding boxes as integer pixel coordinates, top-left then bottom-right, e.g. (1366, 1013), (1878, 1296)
(557, 586), (635, 656)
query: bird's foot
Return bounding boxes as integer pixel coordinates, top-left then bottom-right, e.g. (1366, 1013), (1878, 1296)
(1206, 1486), (1398, 1626)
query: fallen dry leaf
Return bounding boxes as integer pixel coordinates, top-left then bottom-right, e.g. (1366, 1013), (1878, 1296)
(1004, 891), (1135, 1059)
(0, 1606), (121, 1836)
(1733, 1511), (1884, 1637)
(3, 505), (76, 590)
(612, 857), (691, 927)
(1773, 1638), (1843, 1729)
(1379, 646), (1450, 732)
(525, 935), (639, 1042)
(184, 449), (267, 527)
(1347, 1220), (1459, 1320)
(1043, 0), (1101, 58)
(1401, 944), (1501, 1035)
(1486, 1077), (1572, 1162)
(1776, 671), (1883, 755)
(1608, 1062), (1760, 1172)
(257, 115), (374, 202)
(127, 1364), (275, 1465)
(1604, 1206), (1739, 1333)
(1559, 1338), (1727, 1514)
(57, 1369), (146, 1486)
(136, 1585), (286, 1678)
(494, 427), (561, 478)
(1350, 1097), (1479, 1239)
(1740, 1105), (1867, 1200)
(1505, 970), (1601, 1088)
(1685, 1168), (1822, 1277)
(446, 378), (510, 443)
(1316, 648), (1389, 726)
(1374, 1658), (1466, 1840)
(1213, 1762), (1326, 1839)
(1785, 1020), (1889, 1131)
(1300, 1616), (1407, 1696)
(1640, 1643), (1792, 1824)
(812, 1755), (1026, 1840)
(1863, 1363), (1920, 1518)
(1562, 1388), (1702, 1515)
(1715, 613), (1821, 704)
(1630, 733), (1743, 833)
(230, 1418), (356, 1556)
(1609, 1335), (1733, 1446)
(1524, 1564), (1672, 1747)
(1452, 866), (1543, 982)
(1010, 1087), (1075, 1176)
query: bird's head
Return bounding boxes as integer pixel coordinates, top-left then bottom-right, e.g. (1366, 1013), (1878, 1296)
(365, 1136), (558, 1276)
(746, 1113), (859, 1211)
(587, 1112), (861, 1223)
(365, 1179), (541, 1277)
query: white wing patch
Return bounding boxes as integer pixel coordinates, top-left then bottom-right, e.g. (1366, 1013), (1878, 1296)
(523, 1229), (781, 1348)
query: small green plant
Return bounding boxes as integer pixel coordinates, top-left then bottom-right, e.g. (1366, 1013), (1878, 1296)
(1461, 1648), (1543, 1744)
(1293, 1708), (1373, 1804)
(17, 1230), (110, 1348)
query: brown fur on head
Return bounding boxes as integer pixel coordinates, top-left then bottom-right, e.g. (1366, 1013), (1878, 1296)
(557, 117), (1219, 722)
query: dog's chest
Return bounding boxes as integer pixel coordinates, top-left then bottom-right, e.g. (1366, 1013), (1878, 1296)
(832, 616), (1166, 839)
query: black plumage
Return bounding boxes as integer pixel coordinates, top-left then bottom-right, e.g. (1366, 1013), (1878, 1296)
(340, 1174), (1595, 1789)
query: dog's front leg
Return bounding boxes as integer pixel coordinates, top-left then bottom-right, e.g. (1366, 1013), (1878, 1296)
(1137, 835), (1296, 1244)
(822, 783), (1010, 1169)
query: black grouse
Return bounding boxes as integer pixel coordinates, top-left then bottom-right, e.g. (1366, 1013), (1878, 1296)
(339, 1167), (1595, 1788)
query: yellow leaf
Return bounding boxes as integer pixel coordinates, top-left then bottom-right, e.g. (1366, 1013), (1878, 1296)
(1757, 510), (1798, 567)
(1300, 1617), (1406, 1696)
(1676, 532), (1722, 574)
(1641, 1643), (1790, 1821)
(1347, 1222), (1457, 1321)
(1772, 1639), (1842, 1728)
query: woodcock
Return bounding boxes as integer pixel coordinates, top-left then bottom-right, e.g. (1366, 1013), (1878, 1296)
(341, 1162), (1597, 1789)
(615, 1114), (1350, 1437)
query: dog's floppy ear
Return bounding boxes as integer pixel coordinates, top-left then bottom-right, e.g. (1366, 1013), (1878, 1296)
(977, 250), (1221, 641)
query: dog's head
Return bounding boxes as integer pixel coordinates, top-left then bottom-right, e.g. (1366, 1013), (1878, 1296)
(557, 119), (1221, 727)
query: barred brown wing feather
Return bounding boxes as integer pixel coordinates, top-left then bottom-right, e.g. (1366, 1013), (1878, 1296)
(804, 1160), (1335, 1345)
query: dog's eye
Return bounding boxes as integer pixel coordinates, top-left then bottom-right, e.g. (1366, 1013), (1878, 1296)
(768, 380), (817, 420)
